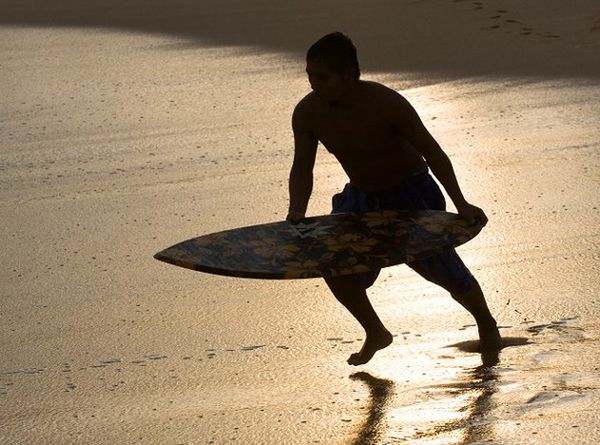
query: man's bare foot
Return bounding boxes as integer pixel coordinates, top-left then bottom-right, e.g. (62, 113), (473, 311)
(348, 330), (393, 366)
(478, 323), (503, 352)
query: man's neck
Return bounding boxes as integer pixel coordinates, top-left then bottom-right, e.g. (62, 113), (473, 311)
(329, 80), (361, 109)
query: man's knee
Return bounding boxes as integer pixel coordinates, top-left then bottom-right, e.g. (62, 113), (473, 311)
(326, 272), (377, 291)
(325, 274), (361, 290)
(450, 277), (480, 299)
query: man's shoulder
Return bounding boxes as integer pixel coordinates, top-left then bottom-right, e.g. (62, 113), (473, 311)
(295, 91), (319, 111)
(361, 80), (406, 102)
(293, 92), (319, 125)
(360, 80), (414, 118)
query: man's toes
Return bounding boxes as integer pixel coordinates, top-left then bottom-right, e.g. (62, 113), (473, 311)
(347, 353), (364, 366)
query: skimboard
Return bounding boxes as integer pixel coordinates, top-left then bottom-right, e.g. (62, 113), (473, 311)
(154, 210), (484, 279)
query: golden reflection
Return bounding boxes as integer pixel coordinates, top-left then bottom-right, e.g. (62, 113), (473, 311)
(419, 356), (500, 445)
(348, 352), (503, 445)
(349, 372), (395, 445)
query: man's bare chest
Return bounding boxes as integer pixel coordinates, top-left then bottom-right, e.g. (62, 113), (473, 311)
(312, 109), (395, 154)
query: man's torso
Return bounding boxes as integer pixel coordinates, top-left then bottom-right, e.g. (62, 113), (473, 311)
(303, 81), (427, 192)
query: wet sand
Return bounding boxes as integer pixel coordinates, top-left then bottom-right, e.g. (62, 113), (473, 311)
(1, 1), (599, 444)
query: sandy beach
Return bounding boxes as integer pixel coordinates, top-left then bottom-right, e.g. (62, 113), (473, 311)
(1, 1), (599, 444)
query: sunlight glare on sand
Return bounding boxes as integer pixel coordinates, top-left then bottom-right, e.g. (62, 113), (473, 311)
(350, 343), (494, 444)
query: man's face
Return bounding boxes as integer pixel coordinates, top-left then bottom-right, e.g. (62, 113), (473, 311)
(306, 60), (352, 104)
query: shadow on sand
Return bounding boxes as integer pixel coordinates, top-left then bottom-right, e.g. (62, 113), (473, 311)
(2, 0), (598, 81)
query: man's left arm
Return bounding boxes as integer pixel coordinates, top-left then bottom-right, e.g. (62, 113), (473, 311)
(391, 93), (488, 224)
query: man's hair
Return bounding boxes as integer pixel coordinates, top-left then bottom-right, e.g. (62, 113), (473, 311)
(306, 32), (360, 79)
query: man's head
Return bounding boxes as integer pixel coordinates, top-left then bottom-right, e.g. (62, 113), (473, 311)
(306, 32), (360, 79)
(306, 32), (360, 104)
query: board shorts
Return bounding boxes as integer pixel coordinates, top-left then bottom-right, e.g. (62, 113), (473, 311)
(331, 169), (476, 293)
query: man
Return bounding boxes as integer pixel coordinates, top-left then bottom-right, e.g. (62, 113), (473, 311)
(287, 32), (502, 366)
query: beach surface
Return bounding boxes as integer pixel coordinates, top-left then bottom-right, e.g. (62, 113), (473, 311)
(1, 1), (599, 444)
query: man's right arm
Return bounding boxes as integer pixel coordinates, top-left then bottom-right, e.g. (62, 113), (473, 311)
(287, 101), (318, 223)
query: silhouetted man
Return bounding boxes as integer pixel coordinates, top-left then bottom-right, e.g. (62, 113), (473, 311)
(287, 32), (502, 365)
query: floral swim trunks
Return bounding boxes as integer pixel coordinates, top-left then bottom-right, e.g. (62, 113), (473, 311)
(331, 169), (476, 293)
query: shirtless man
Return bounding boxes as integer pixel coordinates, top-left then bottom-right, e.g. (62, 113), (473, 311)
(287, 32), (502, 366)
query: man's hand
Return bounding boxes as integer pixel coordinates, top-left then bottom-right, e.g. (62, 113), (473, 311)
(286, 210), (305, 224)
(456, 202), (488, 226)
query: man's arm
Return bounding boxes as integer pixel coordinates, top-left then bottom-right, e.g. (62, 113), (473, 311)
(390, 92), (487, 224)
(287, 101), (318, 223)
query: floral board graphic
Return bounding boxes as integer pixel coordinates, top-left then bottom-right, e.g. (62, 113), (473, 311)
(154, 210), (483, 279)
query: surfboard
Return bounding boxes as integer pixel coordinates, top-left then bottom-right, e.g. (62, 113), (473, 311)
(154, 210), (483, 279)
(154, 210), (484, 279)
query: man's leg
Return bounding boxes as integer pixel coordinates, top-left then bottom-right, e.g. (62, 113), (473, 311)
(451, 279), (503, 352)
(409, 252), (503, 352)
(325, 275), (393, 365)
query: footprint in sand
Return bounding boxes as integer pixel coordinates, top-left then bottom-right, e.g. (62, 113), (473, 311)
(524, 389), (587, 406)
(453, 2), (562, 39)
(526, 316), (582, 336)
(1, 342), (294, 396)
(498, 318), (599, 430)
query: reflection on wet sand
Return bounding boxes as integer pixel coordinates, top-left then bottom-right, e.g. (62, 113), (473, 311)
(419, 355), (500, 445)
(349, 372), (395, 445)
(348, 349), (522, 445)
